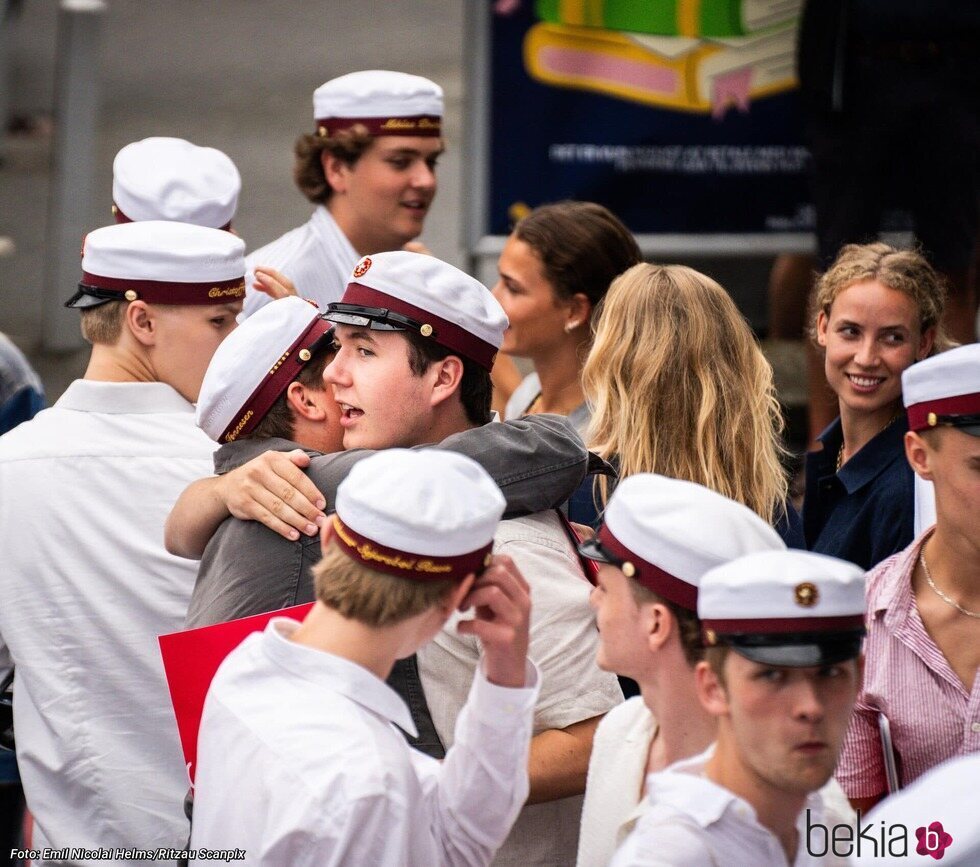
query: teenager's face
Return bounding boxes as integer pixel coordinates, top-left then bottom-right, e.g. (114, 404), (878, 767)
(589, 564), (650, 677)
(491, 235), (571, 359)
(329, 136), (442, 252)
(323, 325), (434, 450)
(152, 302), (241, 403)
(717, 653), (860, 796)
(816, 280), (932, 420)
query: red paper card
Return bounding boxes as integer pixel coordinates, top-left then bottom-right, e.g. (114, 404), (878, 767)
(158, 603), (313, 784)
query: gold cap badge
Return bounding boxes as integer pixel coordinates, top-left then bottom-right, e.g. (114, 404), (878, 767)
(420, 324), (434, 337)
(298, 348), (312, 362)
(621, 561), (636, 578)
(124, 289), (138, 302)
(928, 412), (938, 427)
(794, 582), (819, 607)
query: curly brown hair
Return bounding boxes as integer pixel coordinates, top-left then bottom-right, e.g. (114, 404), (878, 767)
(810, 243), (952, 354)
(293, 125), (374, 204)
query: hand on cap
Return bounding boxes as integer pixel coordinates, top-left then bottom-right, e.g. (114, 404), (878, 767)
(457, 554), (531, 688)
(252, 266), (298, 301)
(215, 449), (326, 541)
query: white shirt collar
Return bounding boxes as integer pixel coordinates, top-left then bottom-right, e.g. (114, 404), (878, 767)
(56, 380), (196, 415)
(260, 617), (419, 738)
(312, 204), (360, 262)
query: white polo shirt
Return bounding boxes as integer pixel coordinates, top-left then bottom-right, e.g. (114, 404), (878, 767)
(610, 745), (851, 867)
(0, 380), (217, 865)
(242, 205), (358, 317)
(191, 618), (540, 866)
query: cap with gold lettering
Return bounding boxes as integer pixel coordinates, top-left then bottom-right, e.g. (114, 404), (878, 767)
(112, 137), (241, 229)
(66, 221), (246, 309)
(699, 550), (866, 666)
(578, 474), (785, 611)
(903, 344), (980, 437)
(313, 70), (443, 138)
(196, 297), (334, 443)
(332, 449), (506, 583)
(326, 251), (507, 371)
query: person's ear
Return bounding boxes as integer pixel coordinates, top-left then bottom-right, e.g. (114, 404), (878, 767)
(917, 325), (936, 361)
(695, 660), (730, 717)
(564, 292), (593, 333)
(815, 309), (829, 348)
(124, 300), (156, 347)
(322, 151), (351, 196)
(904, 430), (935, 481)
(286, 381), (328, 423)
(643, 603), (673, 654)
(444, 574), (475, 616)
(318, 517), (335, 556)
(428, 355), (465, 409)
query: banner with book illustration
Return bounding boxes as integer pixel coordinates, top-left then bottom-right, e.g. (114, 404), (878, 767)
(488, 0), (813, 236)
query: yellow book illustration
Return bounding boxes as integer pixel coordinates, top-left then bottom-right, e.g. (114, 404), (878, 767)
(523, 19), (798, 115)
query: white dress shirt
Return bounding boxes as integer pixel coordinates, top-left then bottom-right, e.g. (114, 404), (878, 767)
(242, 204), (359, 317)
(191, 618), (540, 866)
(0, 380), (217, 865)
(610, 745), (851, 867)
(418, 512), (624, 866)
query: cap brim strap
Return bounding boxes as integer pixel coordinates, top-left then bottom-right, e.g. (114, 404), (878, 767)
(907, 393), (980, 431)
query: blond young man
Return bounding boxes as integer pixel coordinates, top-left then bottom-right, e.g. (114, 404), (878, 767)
(190, 449), (539, 866)
(611, 550), (866, 867)
(0, 221), (245, 864)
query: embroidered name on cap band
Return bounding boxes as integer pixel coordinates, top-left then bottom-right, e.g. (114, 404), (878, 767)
(219, 316), (334, 443)
(79, 272), (245, 306)
(596, 524), (699, 611)
(317, 115), (441, 137)
(332, 516), (492, 583)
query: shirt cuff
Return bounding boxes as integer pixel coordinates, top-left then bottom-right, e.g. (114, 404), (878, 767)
(469, 660), (541, 722)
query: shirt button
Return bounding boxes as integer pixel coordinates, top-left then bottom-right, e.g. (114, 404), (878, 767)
(971, 722), (980, 733)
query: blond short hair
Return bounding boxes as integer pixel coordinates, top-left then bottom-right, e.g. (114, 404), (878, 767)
(584, 263), (789, 525)
(79, 301), (126, 345)
(312, 535), (455, 627)
(810, 242), (952, 353)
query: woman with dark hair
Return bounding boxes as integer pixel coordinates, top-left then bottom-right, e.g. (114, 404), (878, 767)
(492, 201), (641, 440)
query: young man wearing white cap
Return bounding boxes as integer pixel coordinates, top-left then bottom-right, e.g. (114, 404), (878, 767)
(174, 252), (622, 865)
(243, 69), (444, 315)
(837, 343), (980, 812)
(112, 136), (241, 229)
(191, 449), (539, 866)
(178, 295), (579, 756)
(610, 549), (865, 866)
(574, 474), (786, 867)
(0, 221), (245, 864)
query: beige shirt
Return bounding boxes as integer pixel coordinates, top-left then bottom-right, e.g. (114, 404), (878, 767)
(418, 511), (624, 866)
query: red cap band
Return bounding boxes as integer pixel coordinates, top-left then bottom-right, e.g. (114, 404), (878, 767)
(80, 271), (245, 305)
(332, 515), (491, 583)
(702, 614), (866, 638)
(342, 282), (499, 370)
(112, 202), (232, 232)
(907, 392), (980, 431)
(597, 524), (699, 611)
(220, 316), (334, 444)
(316, 115), (441, 138)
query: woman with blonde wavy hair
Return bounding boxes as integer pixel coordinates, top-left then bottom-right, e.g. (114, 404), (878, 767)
(582, 262), (800, 543)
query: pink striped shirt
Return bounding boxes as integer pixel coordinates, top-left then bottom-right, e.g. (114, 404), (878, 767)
(836, 533), (980, 798)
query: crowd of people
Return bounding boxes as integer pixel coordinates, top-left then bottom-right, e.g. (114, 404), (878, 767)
(0, 59), (978, 867)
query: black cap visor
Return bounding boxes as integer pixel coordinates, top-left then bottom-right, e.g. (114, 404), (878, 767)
(65, 284), (128, 309)
(324, 302), (418, 333)
(726, 631), (864, 668)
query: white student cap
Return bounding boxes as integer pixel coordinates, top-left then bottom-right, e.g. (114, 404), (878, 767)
(578, 474), (785, 611)
(332, 449), (506, 583)
(325, 251), (507, 371)
(903, 344), (980, 437)
(313, 70), (443, 138)
(699, 550), (865, 667)
(196, 297), (334, 444)
(112, 137), (241, 229)
(66, 221), (246, 309)
(853, 754), (980, 866)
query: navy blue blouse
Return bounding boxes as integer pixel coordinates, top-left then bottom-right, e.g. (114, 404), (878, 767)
(803, 415), (914, 570)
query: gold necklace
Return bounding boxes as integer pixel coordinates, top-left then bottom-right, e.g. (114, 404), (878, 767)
(920, 549), (980, 619)
(837, 411), (901, 473)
